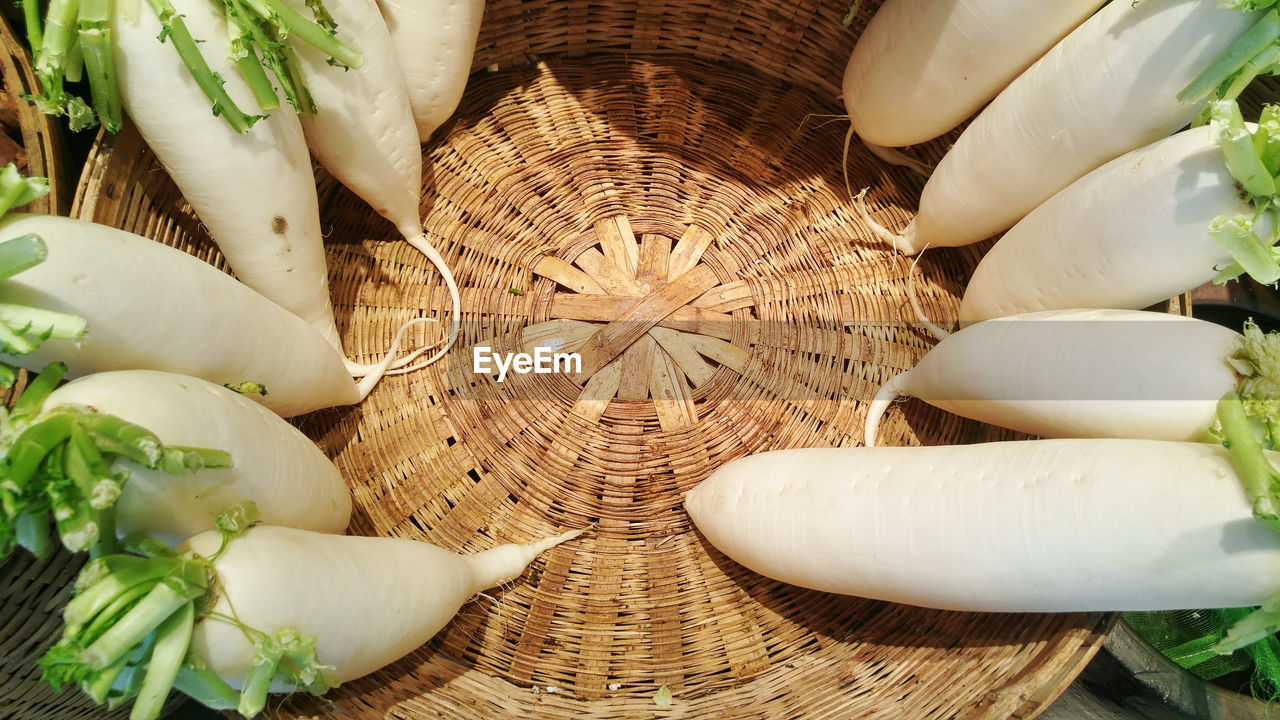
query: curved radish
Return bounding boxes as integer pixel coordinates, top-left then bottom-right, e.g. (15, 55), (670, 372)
(184, 526), (579, 690)
(284, 0), (461, 366)
(0, 214), (359, 417)
(112, 0), (341, 348)
(867, 0), (1263, 254)
(956, 125), (1263, 324)
(864, 309), (1246, 446)
(843, 0), (1103, 149)
(685, 440), (1280, 612)
(42, 371), (351, 545)
(376, 0), (485, 142)
(39, 521), (582, 718)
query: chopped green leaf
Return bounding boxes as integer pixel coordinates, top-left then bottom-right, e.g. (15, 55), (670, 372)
(223, 380), (267, 396)
(1211, 100), (1277, 197)
(654, 685), (674, 707)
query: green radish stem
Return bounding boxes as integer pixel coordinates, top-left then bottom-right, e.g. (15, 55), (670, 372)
(1204, 100), (1280, 285)
(24, 0), (359, 131)
(0, 363), (233, 558)
(1180, 8), (1280, 105)
(38, 501), (336, 720)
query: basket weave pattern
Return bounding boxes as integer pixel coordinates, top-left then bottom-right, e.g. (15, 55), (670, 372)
(59, 1), (1122, 718)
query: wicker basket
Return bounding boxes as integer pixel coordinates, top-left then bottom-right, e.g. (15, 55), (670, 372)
(61, 1), (1127, 718)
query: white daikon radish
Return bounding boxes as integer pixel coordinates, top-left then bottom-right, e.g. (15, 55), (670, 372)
(686, 440), (1280, 613)
(865, 0), (1263, 254)
(41, 371), (352, 545)
(843, 0), (1103, 149)
(377, 0), (485, 141)
(112, 0), (342, 348)
(0, 214), (359, 417)
(956, 121), (1266, 325)
(284, 0), (461, 367)
(864, 309), (1248, 446)
(40, 517), (581, 718)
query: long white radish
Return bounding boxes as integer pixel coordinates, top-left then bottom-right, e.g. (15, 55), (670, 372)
(41, 371), (351, 545)
(111, 0), (341, 348)
(843, 0), (1103, 149)
(865, 309), (1245, 446)
(0, 214), (359, 417)
(376, 0), (485, 142)
(957, 125), (1263, 324)
(867, 0), (1263, 254)
(686, 440), (1280, 613)
(183, 526), (580, 691)
(284, 0), (461, 366)
(41, 522), (582, 718)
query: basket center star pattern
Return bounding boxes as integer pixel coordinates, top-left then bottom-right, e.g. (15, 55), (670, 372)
(487, 216), (746, 428)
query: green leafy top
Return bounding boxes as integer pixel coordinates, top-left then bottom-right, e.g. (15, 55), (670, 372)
(22, 0), (363, 133)
(0, 363), (233, 560)
(39, 501), (339, 719)
(1201, 101), (1280, 286)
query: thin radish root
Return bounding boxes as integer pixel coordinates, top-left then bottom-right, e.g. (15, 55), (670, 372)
(855, 188), (920, 255)
(393, 234), (462, 373)
(862, 141), (933, 179)
(863, 371), (908, 448)
(344, 231), (464, 381)
(906, 248), (950, 342)
(350, 317), (437, 400)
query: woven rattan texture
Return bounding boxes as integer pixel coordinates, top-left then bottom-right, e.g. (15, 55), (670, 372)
(71, 28), (1118, 720)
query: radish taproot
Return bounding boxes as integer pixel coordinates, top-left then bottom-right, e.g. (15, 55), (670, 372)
(283, 0), (461, 367)
(376, 0), (485, 141)
(0, 213), (362, 417)
(864, 309), (1258, 446)
(38, 507), (582, 719)
(864, 0), (1265, 254)
(843, 0), (1103, 149)
(685, 437), (1280, 613)
(958, 101), (1279, 324)
(31, 369), (352, 546)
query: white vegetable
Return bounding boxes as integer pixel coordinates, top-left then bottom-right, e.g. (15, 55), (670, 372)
(112, 0), (341, 347)
(285, 0), (461, 366)
(43, 370), (351, 545)
(376, 0), (485, 141)
(184, 526), (581, 687)
(865, 309), (1243, 445)
(0, 214), (359, 417)
(685, 440), (1280, 612)
(867, 0), (1262, 254)
(957, 126), (1260, 324)
(843, 0), (1103, 148)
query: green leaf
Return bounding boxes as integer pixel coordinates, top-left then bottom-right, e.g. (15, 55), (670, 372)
(654, 685), (674, 707)
(1211, 100), (1277, 197)
(1209, 214), (1280, 285)
(0, 166), (50, 219)
(0, 233), (49, 281)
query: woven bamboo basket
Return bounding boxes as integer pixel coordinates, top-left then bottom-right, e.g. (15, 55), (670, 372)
(60, 1), (1141, 718)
